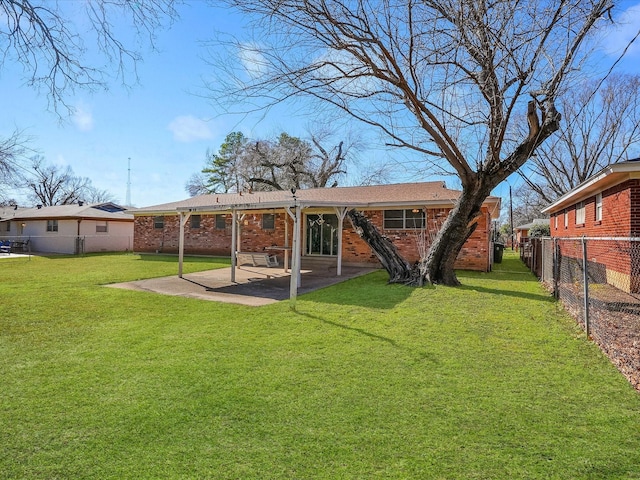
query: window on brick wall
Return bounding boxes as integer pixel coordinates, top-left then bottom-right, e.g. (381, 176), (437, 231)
(154, 216), (164, 229)
(564, 210), (568, 228)
(190, 215), (201, 229)
(576, 201), (585, 224)
(215, 214), (226, 229)
(554, 215), (558, 230)
(383, 209), (425, 229)
(262, 213), (275, 230)
(595, 193), (603, 222)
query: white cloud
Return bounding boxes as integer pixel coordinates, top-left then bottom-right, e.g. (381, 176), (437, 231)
(602, 3), (640, 58)
(238, 43), (269, 79)
(168, 115), (213, 142)
(72, 105), (94, 132)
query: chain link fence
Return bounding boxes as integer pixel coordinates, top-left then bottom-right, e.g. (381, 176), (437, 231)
(0, 235), (132, 255)
(525, 237), (640, 391)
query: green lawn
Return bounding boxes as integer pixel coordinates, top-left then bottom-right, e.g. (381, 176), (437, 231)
(1, 251), (639, 479)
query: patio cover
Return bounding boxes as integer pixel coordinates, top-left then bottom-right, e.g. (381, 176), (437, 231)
(132, 182), (501, 303)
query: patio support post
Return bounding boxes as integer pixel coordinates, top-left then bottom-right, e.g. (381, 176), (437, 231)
(178, 212), (191, 278)
(335, 207), (348, 276)
(284, 216), (290, 272)
(286, 204), (302, 305)
(231, 210), (237, 283)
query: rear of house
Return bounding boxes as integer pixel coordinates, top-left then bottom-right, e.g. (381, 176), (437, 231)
(132, 182), (501, 272)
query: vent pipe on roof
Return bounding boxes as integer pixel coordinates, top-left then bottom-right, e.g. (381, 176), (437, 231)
(37, 205), (42, 209)
(79, 201), (84, 206)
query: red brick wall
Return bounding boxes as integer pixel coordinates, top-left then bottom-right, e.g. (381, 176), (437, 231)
(134, 207), (493, 271)
(548, 179), (640, 293)
(133, 214), (233, 256)
(549, 180), (640, 238)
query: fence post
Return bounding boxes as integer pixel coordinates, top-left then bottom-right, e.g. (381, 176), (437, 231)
(553, 238), (559, 299)
(582, 236), (590, 337)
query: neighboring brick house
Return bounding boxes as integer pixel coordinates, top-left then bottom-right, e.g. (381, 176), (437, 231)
(132, 182), (501, 272)
(514, 218), (549, 250)
(541, 159), (640, 293)
(0, 202), (134, 254)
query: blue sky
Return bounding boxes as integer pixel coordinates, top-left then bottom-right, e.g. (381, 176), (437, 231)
(1, 1), (639, 208)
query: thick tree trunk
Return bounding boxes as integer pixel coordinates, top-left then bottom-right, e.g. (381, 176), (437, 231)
(423, 186), (491, 286)
(347, 186), (492, 287)
(348, 101), (561, 287)
(347, 209), (420, 284)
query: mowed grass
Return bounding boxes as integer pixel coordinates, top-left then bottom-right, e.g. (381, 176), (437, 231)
(1, 252), (639, 479)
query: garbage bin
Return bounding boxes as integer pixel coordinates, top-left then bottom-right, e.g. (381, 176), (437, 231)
(493, 242), (504, 263)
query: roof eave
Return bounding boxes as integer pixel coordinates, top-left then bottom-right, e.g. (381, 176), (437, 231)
(542, 167), (640, 213)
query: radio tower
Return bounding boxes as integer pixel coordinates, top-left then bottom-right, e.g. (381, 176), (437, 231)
(126, 157), (132, 206)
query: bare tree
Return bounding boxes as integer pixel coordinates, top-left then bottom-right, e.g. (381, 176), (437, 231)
(185, 172), (212, 197)
(209, 0), (614, 285)
(1, 0), (179, 202)
(0, 0), (180, 113)
(0, 130), (30, 192)
(519, 74), (640, 205)
(19, 157), (114, 206)
(83, 186), (117, 204)
(189, 130), (352, 195)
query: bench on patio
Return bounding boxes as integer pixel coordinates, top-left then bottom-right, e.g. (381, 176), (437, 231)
(236, 252), (279, 268)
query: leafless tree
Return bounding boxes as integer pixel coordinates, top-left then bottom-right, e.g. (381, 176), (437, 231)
(208, 0), (615, 285)
(519, 74), (640, 205)
(1, 0), (179, 202)
(188, 130), (352, 195)
(0, 0), (180, 113)
(185, 172), (212, 197)
(19, 157), (115, 206)
(0, 130), (30, 190)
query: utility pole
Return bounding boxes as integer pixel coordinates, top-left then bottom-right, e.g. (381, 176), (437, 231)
(126, 157), (132, 206)
(510, 185), (514, 250)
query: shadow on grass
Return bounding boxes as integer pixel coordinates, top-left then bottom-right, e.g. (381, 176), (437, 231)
(297, 310), (400, 347)
(456, 283), (555, 303)
(301, 271), (416, 309)
(294, 310), (440, 364)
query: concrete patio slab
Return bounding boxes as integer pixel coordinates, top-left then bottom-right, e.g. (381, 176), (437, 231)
(106, 264), (376, 306)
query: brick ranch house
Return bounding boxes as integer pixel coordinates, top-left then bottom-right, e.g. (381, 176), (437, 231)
(542, 159), (640, 293)
(515, 218), (548, 248)
(133, 182), (501, 282)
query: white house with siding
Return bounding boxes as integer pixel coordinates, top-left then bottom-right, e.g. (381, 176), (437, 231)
(0, 202), (133, 254)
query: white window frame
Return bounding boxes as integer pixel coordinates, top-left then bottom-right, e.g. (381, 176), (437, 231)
(383, 209), (426, 230)
(46, 219), (58, 232)
(564, 210), (568, 228)
(554, 215), (558, 230)
(595, 193), (603, 222)
(575, 201), (585, 225)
